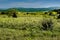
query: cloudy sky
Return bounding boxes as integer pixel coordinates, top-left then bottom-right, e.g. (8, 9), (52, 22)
(0, 0), (60, 8)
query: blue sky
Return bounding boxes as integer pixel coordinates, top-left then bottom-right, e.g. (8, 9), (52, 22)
(0, 0), (60, 8)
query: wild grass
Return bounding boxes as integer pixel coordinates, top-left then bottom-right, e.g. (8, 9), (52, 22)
(0, 16), (59, 40)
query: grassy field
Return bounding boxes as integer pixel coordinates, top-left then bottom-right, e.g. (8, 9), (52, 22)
(0, 16), (60, 40)
(0, 9), (60, 40)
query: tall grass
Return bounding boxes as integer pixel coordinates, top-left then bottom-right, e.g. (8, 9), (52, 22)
(0, 17), (59, 40)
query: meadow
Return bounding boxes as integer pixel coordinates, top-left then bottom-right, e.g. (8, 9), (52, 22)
(0, 16), (60, 40)
(0, 9), (60, 40)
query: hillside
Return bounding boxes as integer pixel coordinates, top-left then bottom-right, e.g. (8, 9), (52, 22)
(0, 7), (60, 12)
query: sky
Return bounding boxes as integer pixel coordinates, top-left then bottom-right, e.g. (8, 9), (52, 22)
(0, 0), (60, 8)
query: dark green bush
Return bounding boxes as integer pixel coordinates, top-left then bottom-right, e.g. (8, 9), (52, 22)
(49, 12), (52, 16)
(44, 12), (48, 14)
(42, 19), (53, 31)
(1, 12), (5, 14)
(57, 14), (60, 19)
(12, 13), (17, 18)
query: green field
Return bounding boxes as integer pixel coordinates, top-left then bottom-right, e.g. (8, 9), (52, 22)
(0, 16), (60, 40)
(0, 9), (60, 40)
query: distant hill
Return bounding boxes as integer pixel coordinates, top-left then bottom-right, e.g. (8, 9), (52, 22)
(0, 7), (60, 12)
(48, 7), (60, 9)
(15, 8), (50, 12)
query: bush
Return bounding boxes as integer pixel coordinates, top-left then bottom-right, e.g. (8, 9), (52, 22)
(42, 19), (53, 31)
(12, 13), (17, 18)
(1, 12), (5, 14)
(57, 14), (60, 19)
(26, 13), (29, 15)
(49, 12), (52, 16)
(44, 12), (48, 14)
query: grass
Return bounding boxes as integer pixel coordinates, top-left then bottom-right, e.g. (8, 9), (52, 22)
(0, 16), (59, 40)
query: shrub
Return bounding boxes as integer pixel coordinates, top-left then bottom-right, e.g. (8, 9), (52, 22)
(44, 12), (48, 14)
(42, 19), (53, 31)
(26, 13), (29, 15)
(57, 12), (60, 14)
(12, 13), (17, 18)
(1, 12), (5, 14)
(49, 12), (52, 16)
(57, 14), (60, 19)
